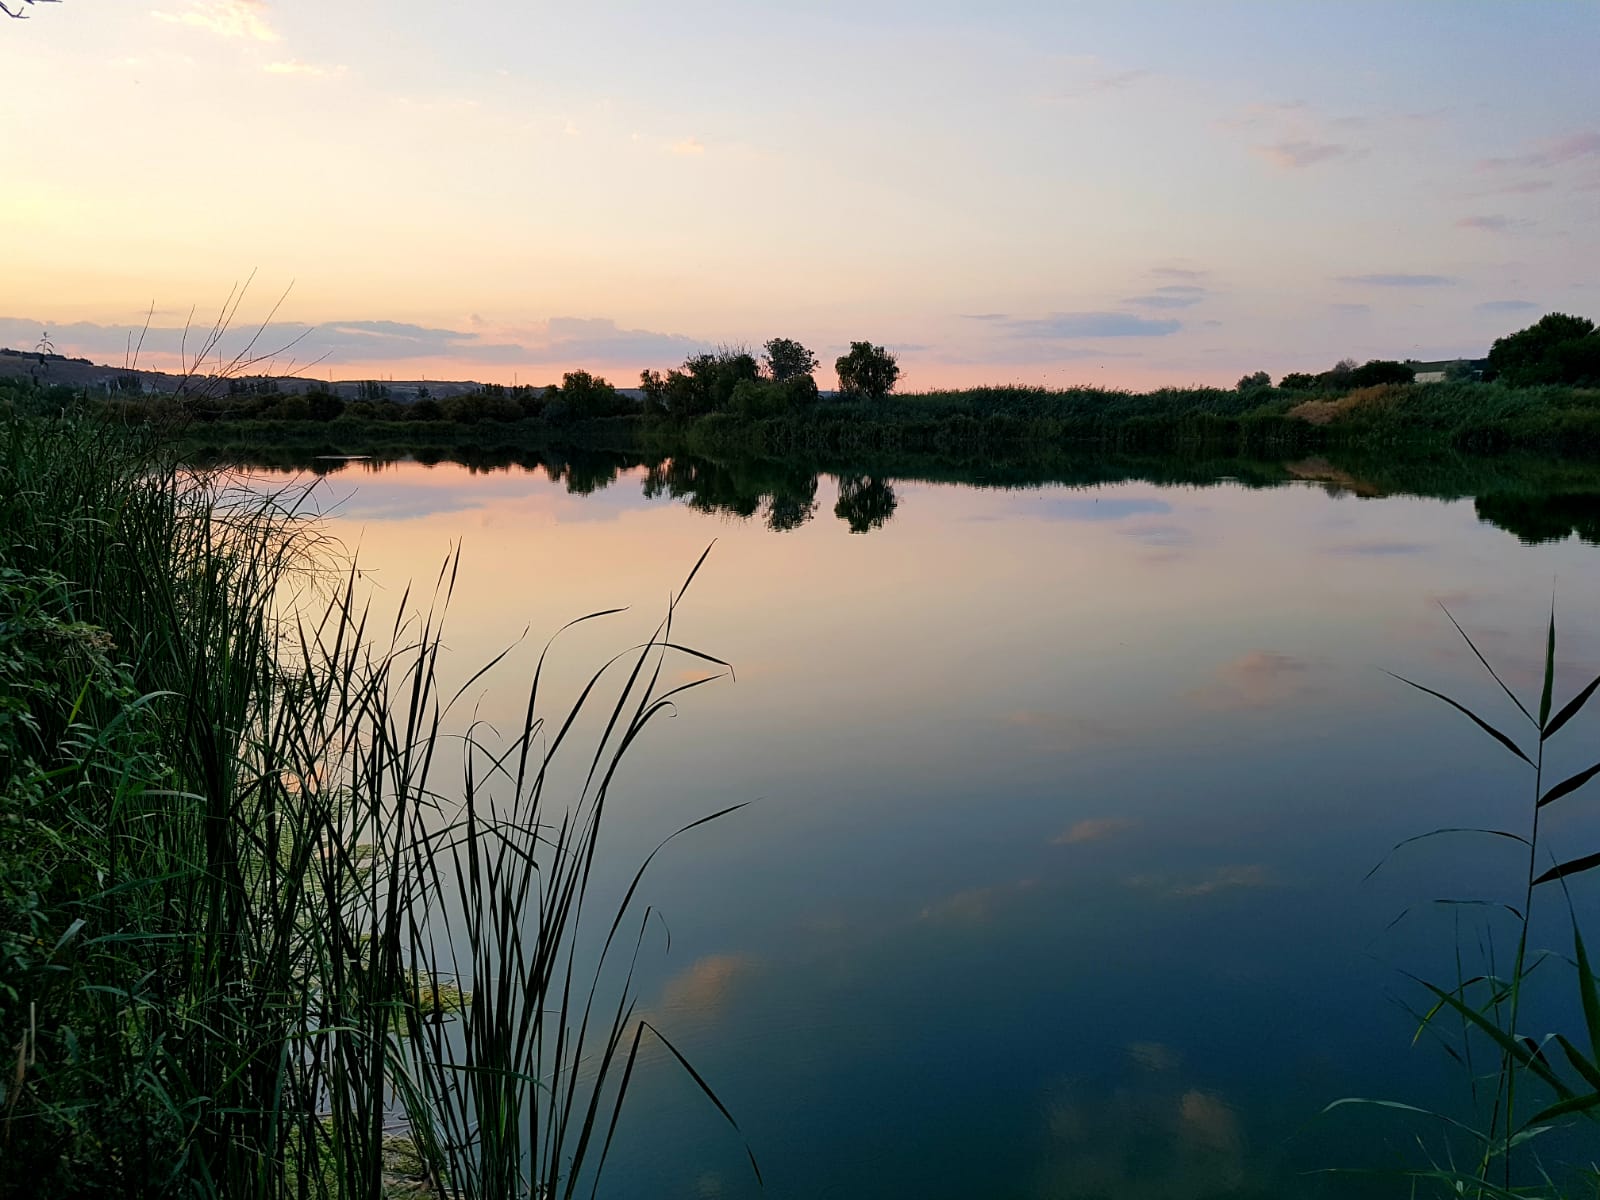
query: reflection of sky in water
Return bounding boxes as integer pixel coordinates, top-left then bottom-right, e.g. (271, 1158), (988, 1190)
(245, 463), (1600, 1199)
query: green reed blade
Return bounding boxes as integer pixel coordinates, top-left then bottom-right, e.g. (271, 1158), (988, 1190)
(1540, 603), (1556, 730)
(1573, 922), (1600, 1061)
(1413, 979), (1572, 1099)
(1538, 760), (1600, 808)
(1554, 1035), (1600, 1093)
(1534, 851), (1600, 886)
(1525, 1090), (1600, 1125)
(1542, 670), (1600, 742)
(1387, 673), (1532, 765)
(640, 1020), (764, 1187)
(1439, 603), (1535, 728)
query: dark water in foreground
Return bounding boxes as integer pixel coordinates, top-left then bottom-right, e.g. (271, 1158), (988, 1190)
(256, 452), (1600, 1199)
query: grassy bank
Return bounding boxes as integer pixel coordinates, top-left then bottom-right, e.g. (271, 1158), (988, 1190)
(12, 369), (1600, 465)
(0, 416), (745, 1197)
(126, 378), (1600, 459)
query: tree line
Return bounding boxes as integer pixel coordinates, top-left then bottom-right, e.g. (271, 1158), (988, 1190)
(638, 338), (900, 419)
(1235, 312), (1600, 393)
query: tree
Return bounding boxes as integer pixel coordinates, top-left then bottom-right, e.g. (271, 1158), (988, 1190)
(1487, 313), (1600, 386)
(1278, 372), (1317, 391)
(556, 369), (620, 418)
(2, 0), (61, 18)
(657, 348), (759, 417)
(306, 388), (345, 422)
(1319, 358), (1359, 390)
(763, 337), (818, 383)
(1236, 370), (1271, 391)
(834, 341), (900, 401)
(1349, 359), (1415, 387)
(639, 369), (668, 414)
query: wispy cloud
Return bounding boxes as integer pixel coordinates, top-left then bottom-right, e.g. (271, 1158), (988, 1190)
(153, 0), (277, 41)
(1480, 179), (1554, 196)
(669, 137), (706, 156)
(1220, 100), (1373, 170)
(264, 59), (344, 78)
(1002, 312), (1181, 339)
(1330, 302), (1371, 315)
(1151, 267), (1207, 281)
(1476, 299), (1541, 314)
(1125, 293), (1205, 310)
(1457, 214), (1535, 234)
(1043, 61), (1153, 103)
(1255, 139), (1350, 169)
(1481, 129), (1600, 171)
(959, 313), (1009, 321)
(1106, 279), (1209, 316)
(1215, 100), (1310, 131)
(1054, 68), (1151, 99)
(1338, 273), (1456, 287)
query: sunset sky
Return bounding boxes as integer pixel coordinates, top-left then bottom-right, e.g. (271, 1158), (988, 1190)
(2, 0), (1596, 389)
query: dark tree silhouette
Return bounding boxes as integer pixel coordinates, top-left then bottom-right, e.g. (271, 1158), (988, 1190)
(1487, 313), (1600, 387)
(834, 342), (900, 401)
(763, 337), (818, 383)
(1349, 359), (1415, 387)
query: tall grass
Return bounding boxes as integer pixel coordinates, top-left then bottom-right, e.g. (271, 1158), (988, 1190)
(1337, 609), (1600, 1196)
(0, 416), (751, 1197)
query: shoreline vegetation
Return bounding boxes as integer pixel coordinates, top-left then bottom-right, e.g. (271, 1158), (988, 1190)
(0, 417), (751, 1196)
(12, 369), (1600, 546)
(5, 315), (1600, 469)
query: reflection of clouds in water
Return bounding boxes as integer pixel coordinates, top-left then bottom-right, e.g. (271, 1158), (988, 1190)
(659, 954), (752, 1017)
(1127, 1040), (1182, 1072)
(1179, 1089), (1244, 1167)
(1052, 816), (1139, 846)
(243, 464), (665, 524)
(1001, 709), (1126, 747)
(918, 879), (1038, 926)
(1031, 497), (1174, 523)
(1425, 589), (1476, 612)
(1191, 649), (1316, 711)
(1125, 864), (1275, 898)
(1326, 539), (1431, 557)
(1123, 521), (1191, 549)
(1036, 1073), (1251, 1199)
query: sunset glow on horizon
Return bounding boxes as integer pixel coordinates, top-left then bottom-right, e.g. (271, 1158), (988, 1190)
(3, 1), (1596, 390)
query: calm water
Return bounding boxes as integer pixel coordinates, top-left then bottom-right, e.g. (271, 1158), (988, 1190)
(267, 455), (1600, 1199)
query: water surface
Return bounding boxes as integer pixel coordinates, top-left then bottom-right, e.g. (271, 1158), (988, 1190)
(265, 453), (1600, 1199)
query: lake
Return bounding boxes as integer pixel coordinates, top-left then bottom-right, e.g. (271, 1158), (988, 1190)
(257, 450), (1600, 1199)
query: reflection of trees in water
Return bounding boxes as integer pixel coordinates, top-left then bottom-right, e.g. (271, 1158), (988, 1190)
(1475, 492), (1600, 546)
(644, 458), (824, 533)
(189, 442), (1600, 548)
(834, 475), (898, 534)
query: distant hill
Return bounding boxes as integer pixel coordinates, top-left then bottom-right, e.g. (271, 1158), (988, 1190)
(0, 346), (496, 401)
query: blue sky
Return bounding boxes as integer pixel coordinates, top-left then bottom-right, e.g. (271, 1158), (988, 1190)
(1, 1), (1594, 387)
